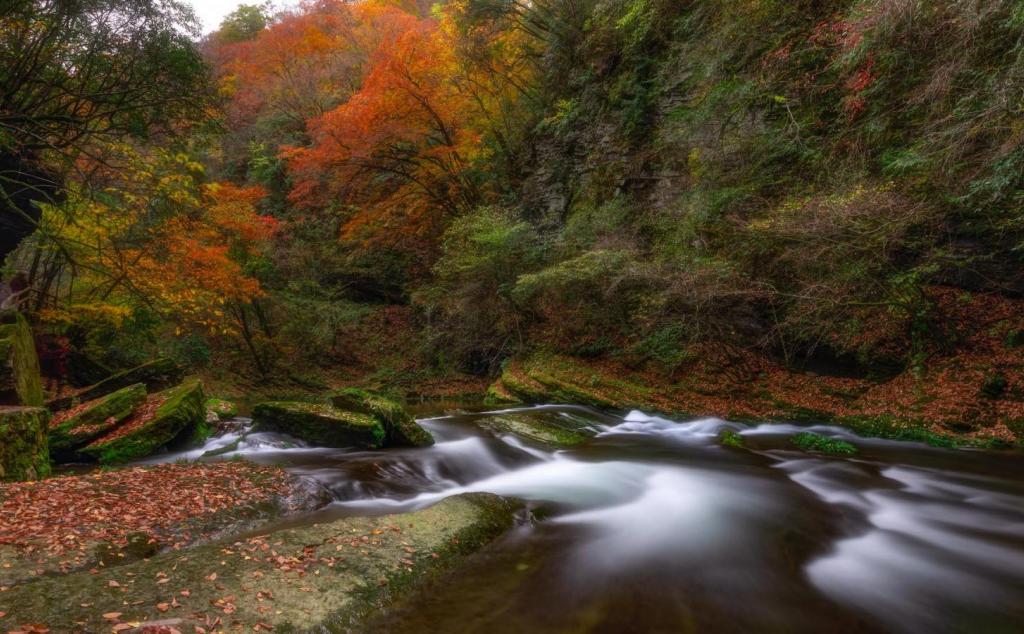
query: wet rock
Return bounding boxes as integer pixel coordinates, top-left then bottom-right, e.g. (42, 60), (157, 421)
(0, 406), (50, 482)
(79, 380), (206, 464)
(205, 397), (238, 421)
(253, 400), (386, 448)
(481, 411), (593, 447)
(48, 357), (183, 411)
(48, 383), (147, 461)
(0, 493), (520, 632)
(0, 312), (43, 407)
(329, 387), (434, 447)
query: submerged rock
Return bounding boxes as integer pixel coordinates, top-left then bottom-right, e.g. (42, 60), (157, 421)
(0, 406), (49, 482)
(47, 382), (147, 461)
(329, 387), (434, 447)
(0, 493), (520, 632)
(48, 357), (183, 411)
(79, 379), (206, 464)
(253, 400), (386, 448)
(0, 312), (43, 407)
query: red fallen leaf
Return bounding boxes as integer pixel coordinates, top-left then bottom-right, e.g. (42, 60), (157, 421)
(204, 573), (217, 582)
(108, 580), (121, 588)
(253, 623), (274, 631)
(179, 590), (190, 597)
(102, 612), (123, 620)
(112, 624), (132, 632)
(193, 627), (206, 634)
(0, 611), (6, 617)
(156, 603), (170, 612)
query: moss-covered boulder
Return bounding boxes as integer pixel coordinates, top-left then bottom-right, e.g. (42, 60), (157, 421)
(47, 383), (147, 461)
(205, 397), (238, 420)
(79, 380), (205, 464)
(329, 387), (434, 447)
(47, 357), (182, 411)
(0, 493), (519, 632)
(0, 406), (50, 482)
(253, 401), (386, 448)
(480, 411), (593, 447)
(0, 312), (43, 407)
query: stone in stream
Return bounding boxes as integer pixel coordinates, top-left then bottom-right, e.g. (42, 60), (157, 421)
(47, 357), (183, 412)
(0, 406), (50, 482)
(79, 379), (207, 464)
(252, 400), (386, 448)
(0, 312), (43, 407)
(481, 411), (593, 447)
(329, 387), (434, 447)
(47, 382), (147, 461)
(205, 397), (239, 421)
(0, 492), (520, 632)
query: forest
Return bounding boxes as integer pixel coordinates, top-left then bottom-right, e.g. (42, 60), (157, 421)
(1, 1), (1024, 632)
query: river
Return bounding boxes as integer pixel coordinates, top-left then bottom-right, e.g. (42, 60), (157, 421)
(143, 404), (1024, 633)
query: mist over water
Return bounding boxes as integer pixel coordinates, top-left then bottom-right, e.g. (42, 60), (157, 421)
(148, 405), (1024, 633)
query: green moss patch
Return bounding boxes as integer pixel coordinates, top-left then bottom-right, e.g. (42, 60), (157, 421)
(791, 432), (858, 456)
(48, 383), (147, 461)
(0, 312), (43, 407)
(205, 397), (238, 420)
(0, 406), (50, 482)
(80, 380), (205, 464)
(329, 388), (433, 447)
(719, 429), (746, 449)
(253, 400), (386, 448)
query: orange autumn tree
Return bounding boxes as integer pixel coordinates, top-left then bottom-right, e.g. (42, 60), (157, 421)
(126, 182), (278, 342)
(284, 5), (482, 260)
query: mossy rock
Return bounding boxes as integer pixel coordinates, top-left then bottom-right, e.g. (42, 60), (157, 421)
(329, 388), (433, 447)
(719, 429), (746, 449)
(790, 432), (858, 456)
(0, 493), (519, 632)
(0, 406), (50, 482)
(483, 379), (521, 406)
(0, 312), (43, 407)
(48, 383), (147, 461)
(48, 357), (183, 412)
(480, 412), (592, 447)
(253, 401), (386, 448)
(80, 379), (205, 464)
(205, 397), (239, 420)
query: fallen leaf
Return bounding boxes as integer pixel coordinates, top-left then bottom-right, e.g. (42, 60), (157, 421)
(102, 612), (123, 620)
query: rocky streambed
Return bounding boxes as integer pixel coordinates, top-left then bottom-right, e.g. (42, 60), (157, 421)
(3, 401), (1024, 633)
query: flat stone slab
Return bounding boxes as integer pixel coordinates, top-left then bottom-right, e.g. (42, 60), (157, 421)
(329, 388), (434, 447)
(253, 401), (386, 448)
(48, 383), (147, 461)
(80, 380), (206, 464)
(0, 493), (519, 633)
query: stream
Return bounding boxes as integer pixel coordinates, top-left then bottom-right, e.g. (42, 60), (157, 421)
(143, 404), (1024, 633)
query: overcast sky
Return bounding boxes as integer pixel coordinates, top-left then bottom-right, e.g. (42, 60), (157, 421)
(187, 0), (299, 33)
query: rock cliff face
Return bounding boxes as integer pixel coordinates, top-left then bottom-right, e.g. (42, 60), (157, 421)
(0, 406), (50, 482)
(0, 312), (43, 407)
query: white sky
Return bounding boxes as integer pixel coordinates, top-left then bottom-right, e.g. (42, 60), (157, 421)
(187, 0), (300, 33)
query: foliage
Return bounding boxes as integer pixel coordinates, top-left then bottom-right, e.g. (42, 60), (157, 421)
(790, 432), (858, 456)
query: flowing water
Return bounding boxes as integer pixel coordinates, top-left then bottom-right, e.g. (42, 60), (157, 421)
(145, 405), (1024, 633)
